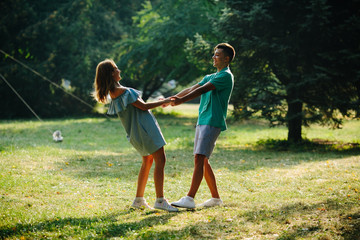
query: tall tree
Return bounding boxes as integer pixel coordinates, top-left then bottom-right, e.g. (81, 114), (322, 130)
(115, 0), (223, 101)
(0, 0), (143, 118)
(220, 0), (360, 142)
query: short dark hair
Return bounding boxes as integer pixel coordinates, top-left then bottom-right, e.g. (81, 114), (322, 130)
(215, 43), (235, 62)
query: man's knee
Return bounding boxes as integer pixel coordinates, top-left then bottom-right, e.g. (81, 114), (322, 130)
(195, 153), (207, 159)
(194, 154), (207, 166)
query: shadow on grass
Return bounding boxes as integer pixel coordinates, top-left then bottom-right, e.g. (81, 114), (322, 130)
(126, 220), (226, 239)
(276, 213), (360, 240)
(254, 138), (360, 154)
(100, 211), (178, 238)
(1, 200), (358, 239)
(341, 213), (360, 240)
(240, 198), (360, 240)
(0, 210), (178, 239)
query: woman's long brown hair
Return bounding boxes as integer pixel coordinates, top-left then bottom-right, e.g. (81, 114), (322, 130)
(93, 59), (117, 103)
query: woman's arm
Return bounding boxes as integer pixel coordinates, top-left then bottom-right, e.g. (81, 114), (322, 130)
(131, 97), (171, 111)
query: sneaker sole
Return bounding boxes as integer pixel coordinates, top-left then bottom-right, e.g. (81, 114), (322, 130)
(170, 203), (195, 209)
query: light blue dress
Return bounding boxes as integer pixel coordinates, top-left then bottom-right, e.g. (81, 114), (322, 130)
(107, 88), (166, 156)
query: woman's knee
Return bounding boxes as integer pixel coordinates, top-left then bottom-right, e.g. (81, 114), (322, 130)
(142, 155), (153, 166)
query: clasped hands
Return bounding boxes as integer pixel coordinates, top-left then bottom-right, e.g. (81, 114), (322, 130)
(160, 96), (181, 108)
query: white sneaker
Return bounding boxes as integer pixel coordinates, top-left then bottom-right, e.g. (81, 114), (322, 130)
(198, 198), (223, 208)
(171, 196), (196, 209)
(131, 198), (154, 210)
(154, 198), (179, 212)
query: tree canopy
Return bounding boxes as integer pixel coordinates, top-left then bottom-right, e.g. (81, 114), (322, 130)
(219, 0), (360, 142)
(0, 0), (143, 117)
(115, 0), (223, 101)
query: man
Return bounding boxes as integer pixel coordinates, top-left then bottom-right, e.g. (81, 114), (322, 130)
(170, 43), (235, 208)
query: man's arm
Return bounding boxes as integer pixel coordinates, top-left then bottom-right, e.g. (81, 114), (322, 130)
(161, 84), (202, 107)
(174, 84), (202, 98)
(171, 82), (215, 106)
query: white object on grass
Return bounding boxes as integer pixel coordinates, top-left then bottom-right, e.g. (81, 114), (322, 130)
(53, 130), (63, 142)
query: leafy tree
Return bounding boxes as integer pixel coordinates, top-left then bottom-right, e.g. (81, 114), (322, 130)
(219, 0), (360, 142)
(0, 0), (143, 118)
(115, 0), (223, 101)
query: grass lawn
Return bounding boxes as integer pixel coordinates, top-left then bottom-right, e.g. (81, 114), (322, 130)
(1, 104), (360, 239)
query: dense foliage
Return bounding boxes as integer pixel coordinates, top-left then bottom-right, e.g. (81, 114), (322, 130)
(0, 0), (143, 118)
(219, 0), (360, 142)
(115, 0), (223, 101)
(1, 0), (359, 142)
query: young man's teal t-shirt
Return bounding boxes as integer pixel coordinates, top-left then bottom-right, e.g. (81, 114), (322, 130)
(197, 67), (234, 131)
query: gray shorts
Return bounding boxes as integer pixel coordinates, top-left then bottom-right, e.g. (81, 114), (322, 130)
(193, 125), (221, 159)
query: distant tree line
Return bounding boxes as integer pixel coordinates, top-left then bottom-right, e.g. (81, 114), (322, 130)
(1, 0), (359, 142)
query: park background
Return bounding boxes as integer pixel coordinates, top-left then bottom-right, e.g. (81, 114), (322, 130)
(1, 0), (360, 239)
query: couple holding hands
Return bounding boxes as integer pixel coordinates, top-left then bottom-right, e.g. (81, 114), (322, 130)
(93, 43), (235, 212)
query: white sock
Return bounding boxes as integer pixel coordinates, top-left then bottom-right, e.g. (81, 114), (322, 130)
(211, 198), (221, 203)
(135, 197), (145, 202)
(156, 197), (164, 203)
(186, 196), (194, 200)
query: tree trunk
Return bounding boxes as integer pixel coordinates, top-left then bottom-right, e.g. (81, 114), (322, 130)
(287, 99), (303, 143)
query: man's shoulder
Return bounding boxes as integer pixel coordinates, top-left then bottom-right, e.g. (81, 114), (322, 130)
(214, 70), (233, 83)
(218, 67), (233, 77)
(226, 67), (233, 76)
(202, 68), (233, 85)
(205, 72), (216, 78)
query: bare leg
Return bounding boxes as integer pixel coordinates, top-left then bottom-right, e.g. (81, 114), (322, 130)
(187, 154), (206, 198)
(136, 155), (153, 197)
(203, 157), (220, 198)
(151, 147), (166, 198)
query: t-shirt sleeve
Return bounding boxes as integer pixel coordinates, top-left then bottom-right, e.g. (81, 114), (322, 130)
(198, 75), (210, 86)
(209, 72), (232, 91)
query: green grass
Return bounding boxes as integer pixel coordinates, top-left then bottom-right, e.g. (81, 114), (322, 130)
(1, 105), (360, 239)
